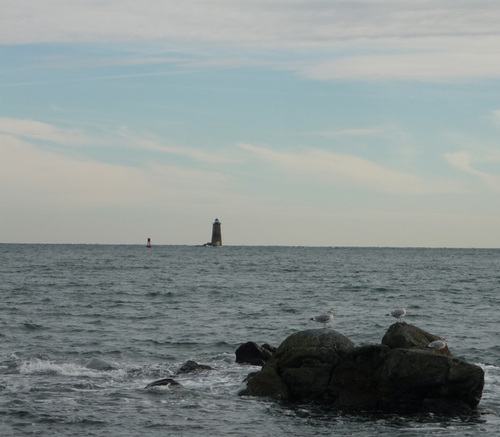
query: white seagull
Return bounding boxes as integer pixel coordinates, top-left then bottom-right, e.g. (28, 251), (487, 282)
(386, 307), (407, 323)
(311, 310), (334, 329)
(428, 339), (447, 350)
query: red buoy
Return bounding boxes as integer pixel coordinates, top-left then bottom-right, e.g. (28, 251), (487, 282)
(146, 238), (151, 248)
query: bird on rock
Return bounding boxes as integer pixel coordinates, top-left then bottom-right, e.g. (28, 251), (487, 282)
(428, 339), (447, 350)
(311, 310), (334, 329)
(386, 307), (407, 323)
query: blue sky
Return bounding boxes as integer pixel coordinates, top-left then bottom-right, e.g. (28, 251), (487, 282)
(1, 1), (500, 247)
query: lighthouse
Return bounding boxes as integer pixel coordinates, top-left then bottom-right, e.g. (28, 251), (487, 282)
(211, 218), (222, 246)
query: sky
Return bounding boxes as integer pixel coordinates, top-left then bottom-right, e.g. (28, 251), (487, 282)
(1, 1), (500, 247)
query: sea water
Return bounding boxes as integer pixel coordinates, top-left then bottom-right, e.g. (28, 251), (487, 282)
(0, 244), (499, 436)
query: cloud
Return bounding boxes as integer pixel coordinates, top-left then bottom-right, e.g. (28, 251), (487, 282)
(135, 138), (240, 164)
(312, 128), (382, 137)
(240, 143), (462, 195)
(3, 2), (500, 81)
(0, 117), (85, 145)
(0, 134), (229, 209)
(492, 110), (500, 124)
(301, 48), (500, 81)
(2, 1), (499, 46)
(445, 151), (500, 192)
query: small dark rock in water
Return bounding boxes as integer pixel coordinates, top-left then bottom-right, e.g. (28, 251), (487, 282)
(145, 378), (183, 389)
(176, 360), (214, 375)
(235, 341), (276, 366)
(85, 358), (116, 371)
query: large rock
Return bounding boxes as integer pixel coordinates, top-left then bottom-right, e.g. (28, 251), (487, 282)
(240, 329), (354, 400)
(327, 345), (483, 413)
(239, 325), (484, 414)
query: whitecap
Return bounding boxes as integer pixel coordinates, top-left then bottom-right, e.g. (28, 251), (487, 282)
(19, 358), (126, 379)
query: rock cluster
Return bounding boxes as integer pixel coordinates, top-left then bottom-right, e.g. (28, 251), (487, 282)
(239, 324), (484, 414)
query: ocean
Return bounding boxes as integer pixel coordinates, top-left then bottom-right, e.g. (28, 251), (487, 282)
(1, 244), (499, 436)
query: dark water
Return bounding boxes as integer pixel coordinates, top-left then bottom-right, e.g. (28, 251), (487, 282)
(1, 244), (499, 436)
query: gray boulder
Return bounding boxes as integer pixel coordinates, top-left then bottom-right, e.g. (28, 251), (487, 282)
(239, 324), (484, 414)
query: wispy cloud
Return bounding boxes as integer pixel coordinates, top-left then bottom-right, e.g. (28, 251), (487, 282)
(492, 110), (500, 124)
(3, 1), (500, 81)
(136, 138), (240, 165)
(301, 48), (500, 81)
(0, 117), (85, 145)
(240, 143), (462, 195)
(445, 151), (500, 192)
(312, 128), (382, 137)
(0, 133), (229, 209)
(3, 1), (499, 46)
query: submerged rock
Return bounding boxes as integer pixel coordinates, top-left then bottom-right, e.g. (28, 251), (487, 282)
(85, 358), (116, 371)
(176, 360), (214, 374)
(145, 378), (183, 389)
(239, 324), (484, 414)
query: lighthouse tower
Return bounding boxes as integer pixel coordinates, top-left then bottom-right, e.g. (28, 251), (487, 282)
(211, 218), (222, 246)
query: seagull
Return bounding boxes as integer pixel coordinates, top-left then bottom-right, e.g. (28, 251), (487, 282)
(311, 310), (334, 329)
(428, 339), (447, 350)
(386, 307), (407, 323)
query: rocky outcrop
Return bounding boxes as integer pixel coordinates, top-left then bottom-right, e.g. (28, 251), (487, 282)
(235, 341), (276, 366)
(239, 324), (484, 414)
(240, 329), (354, 399)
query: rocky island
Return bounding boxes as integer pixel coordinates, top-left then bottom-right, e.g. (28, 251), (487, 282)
(238, 323), (484, 414)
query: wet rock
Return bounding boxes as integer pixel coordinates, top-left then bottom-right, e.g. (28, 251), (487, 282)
(382, 322), (451, 355)
(145, 378), (183, 389)
(176, 360), (214, 375)
(235, 341), (276, 366)
(239, 325), (484, 414)
(327, 345), (483, 413)
(240, 329), (354, 399)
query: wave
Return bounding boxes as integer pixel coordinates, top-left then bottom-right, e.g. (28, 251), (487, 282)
(18, 358), (126, 379)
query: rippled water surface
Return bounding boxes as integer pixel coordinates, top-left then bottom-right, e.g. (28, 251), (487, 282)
(1, 245), (499, 436)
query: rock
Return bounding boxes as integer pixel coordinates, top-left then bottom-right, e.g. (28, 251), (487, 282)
(382, 322), (451, 355)
(176, 360), (214, 374)
(240, 329), (354, 399)
(327, 346), (483, 413)
(145, 378), (183, 389)
(261, 343), (277, 355)
(239, 326), (484, 414)
(235, 341), (276, 366)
